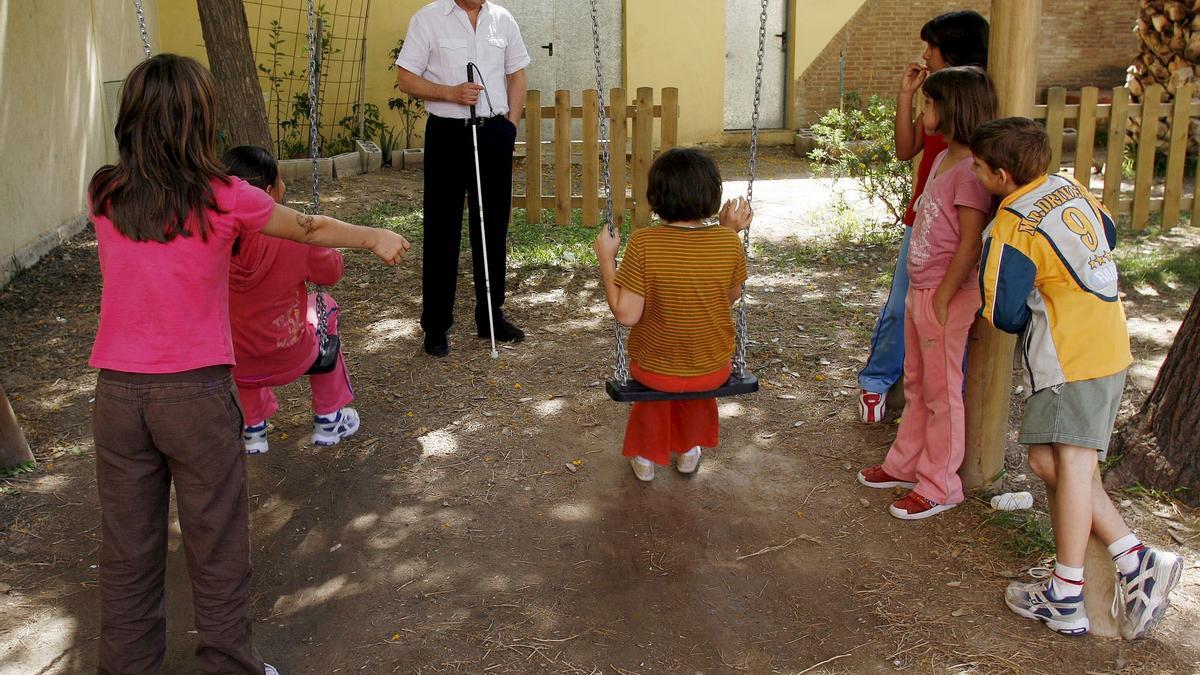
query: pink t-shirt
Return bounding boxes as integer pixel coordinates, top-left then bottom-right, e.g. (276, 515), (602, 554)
(229, 232), (344, 384)
(907, 150), (993, 290)
(89, 177), (276, 373)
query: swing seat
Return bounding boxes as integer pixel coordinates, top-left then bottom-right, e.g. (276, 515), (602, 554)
(606, 371), (759, 403)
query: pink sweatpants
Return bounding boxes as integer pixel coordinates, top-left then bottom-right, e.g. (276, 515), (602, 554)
(236, 293), (354, 425)
(881, 286), (980, 505)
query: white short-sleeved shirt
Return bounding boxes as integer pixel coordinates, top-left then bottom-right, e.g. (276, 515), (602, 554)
(396, 0), (531, 119)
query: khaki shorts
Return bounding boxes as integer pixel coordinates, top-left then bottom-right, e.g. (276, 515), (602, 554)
(1018, 370), (1127, 460)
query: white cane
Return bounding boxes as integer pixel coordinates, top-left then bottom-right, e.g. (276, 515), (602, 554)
(467, 62), (499, 359)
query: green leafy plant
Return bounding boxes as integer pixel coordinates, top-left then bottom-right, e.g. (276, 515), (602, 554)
(388, 39), (427, 149)
(808, 94), (913, 226)
(378, 123), (399, 167)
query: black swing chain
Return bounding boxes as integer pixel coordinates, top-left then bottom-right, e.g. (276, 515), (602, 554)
(307, 0), (332, 348)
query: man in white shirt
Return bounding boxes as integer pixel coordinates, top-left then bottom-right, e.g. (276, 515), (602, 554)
(396, 0), (530, 357)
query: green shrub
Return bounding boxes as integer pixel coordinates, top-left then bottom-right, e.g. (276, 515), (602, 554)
(807, 94), (912, 226)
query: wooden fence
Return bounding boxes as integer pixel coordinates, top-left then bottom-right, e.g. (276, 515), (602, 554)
(513, 87), (679, 227)
(1033, 83), (1198, 231)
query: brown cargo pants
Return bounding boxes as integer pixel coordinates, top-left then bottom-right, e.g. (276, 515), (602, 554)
(93, 366), (265, 674)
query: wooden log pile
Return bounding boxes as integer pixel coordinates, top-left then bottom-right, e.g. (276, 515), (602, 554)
(1127, 0), (1200, 148)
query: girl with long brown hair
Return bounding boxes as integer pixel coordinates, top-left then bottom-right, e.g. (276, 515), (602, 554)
(88, 54), (409, 674)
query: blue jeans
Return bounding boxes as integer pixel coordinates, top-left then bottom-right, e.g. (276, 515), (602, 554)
(859, 227), (911, 394)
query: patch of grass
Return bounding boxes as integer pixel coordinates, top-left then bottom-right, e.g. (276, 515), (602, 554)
(359, 203), (630, 269)
(985, 509), (1056, 558)
(1119, 482), (1190, 503)
(0, 460), (37, 479)
(827, 198), (902, 248)
(1116, 244), (1200, 290)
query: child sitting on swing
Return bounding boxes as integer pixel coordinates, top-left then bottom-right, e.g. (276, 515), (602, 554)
(224, 145), (358, 454)
(594, 148), (752, 481)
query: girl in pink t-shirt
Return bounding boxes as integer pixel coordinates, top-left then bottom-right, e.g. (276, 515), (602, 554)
(224, 146), (357, 454)
(857, 66), (996, 520)
(87, 55), (409, 674)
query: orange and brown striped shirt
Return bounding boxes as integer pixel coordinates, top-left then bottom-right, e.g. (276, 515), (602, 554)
(614, 224), (748, 377)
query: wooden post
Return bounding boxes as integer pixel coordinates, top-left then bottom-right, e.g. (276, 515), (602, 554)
(661, 87), (679, 151)
(582, 89), (601, 227)
(632, 87), (654, 227)
(1131, 85), (1163, 231)
(525, 90), (543, 224)
(610, 88), (628, 228)
(1103, 87), (1131, 215)
(1074, 87), (1099, 187)
(0, 385), (33, 473)
(1161, 83), (1194, 230)
(961, 0), (1039, 493)
(554, 90), (572, 225)
(1045, 87), (1067, 174)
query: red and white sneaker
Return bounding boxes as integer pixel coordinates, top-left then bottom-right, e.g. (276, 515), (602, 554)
(859, 390), (887, 423)
(857, 465), (916, 489)
(889, 491), (957, 520)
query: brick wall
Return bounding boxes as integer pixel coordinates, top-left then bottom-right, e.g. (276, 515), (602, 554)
(797, 0), (1138, 126)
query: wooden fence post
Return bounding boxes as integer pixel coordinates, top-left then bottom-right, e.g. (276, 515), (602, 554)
(1132, 85), (1164, 231)
(0, 385), (33, 473)
(610, 88), (627, 228)
(582, 89), (601, 227)
(661, 87), (679, 151)
(554, 90), (572, 225)
(632, 87), (654, 227)
(1045, 87), (1067, 174)
(1161, 83), (1193, 230)
(525, 90), (543, 224)
(1103, 87), (1131, 215)
(1074, 87), (1099, 187)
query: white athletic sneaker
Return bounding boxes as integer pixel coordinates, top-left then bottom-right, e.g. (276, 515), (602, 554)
(264, 664), (280, 675)
(1119, 547), (1184, 640)
(629, 456), (655, 482)
(676, 446), (702, 474)
(243, 421), (269, 455)
(1004, 579), (1090, 636)
(312, 407), (360, 446)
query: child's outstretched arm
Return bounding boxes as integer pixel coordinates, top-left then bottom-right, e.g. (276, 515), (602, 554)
(262, 203), (411, 266)
(932, 205), (986, 325)
(593, 228), (645, 327)
(894, 63), (928, 161)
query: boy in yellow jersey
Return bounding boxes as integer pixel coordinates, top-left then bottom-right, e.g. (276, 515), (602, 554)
(970, 117), (1182, 639)
(594, 148), (751, 482)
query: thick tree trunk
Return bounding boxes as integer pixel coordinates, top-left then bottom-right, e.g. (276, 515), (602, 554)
(0, 384), (33, 472)
(1107, 286), (1200, 505)
(197, 0), (272, 150)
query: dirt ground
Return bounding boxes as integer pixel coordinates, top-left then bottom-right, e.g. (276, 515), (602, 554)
(2, 150), (1199, 674)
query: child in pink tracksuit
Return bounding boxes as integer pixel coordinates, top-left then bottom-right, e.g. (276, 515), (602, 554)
(856, 67), (997, 519)
(224, 146), (358, 454)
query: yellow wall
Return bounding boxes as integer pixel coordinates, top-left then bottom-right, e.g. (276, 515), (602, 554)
(0, 0), (161, 282)
(152, 0), (873, 149)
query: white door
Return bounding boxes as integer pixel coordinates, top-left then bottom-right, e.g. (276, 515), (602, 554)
(501, 0), (622, 140)
(724, 0), (788, 130)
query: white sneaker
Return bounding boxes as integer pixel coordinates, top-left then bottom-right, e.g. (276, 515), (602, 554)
(629, 456), (655, 482)
(264, 664), (280, 675)
(676, 446), (702, 474)
(243, 421), (269, 455)
(312, 407), (360, 446)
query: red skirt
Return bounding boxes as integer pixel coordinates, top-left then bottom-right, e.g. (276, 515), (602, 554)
(621, 361), (731, 466)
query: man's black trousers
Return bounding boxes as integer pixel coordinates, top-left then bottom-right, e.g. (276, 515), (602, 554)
(421, 113), (517, 336)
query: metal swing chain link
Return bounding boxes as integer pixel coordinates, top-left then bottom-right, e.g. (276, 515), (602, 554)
(133, 0), (152, 59)
(307, 0), (331, 347)
(589, 0), (629, 383)
(733, 0), (769, 377)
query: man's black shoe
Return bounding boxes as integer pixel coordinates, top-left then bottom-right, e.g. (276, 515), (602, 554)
(423, 332), (449, 357)
(478, 319), (524, 343)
